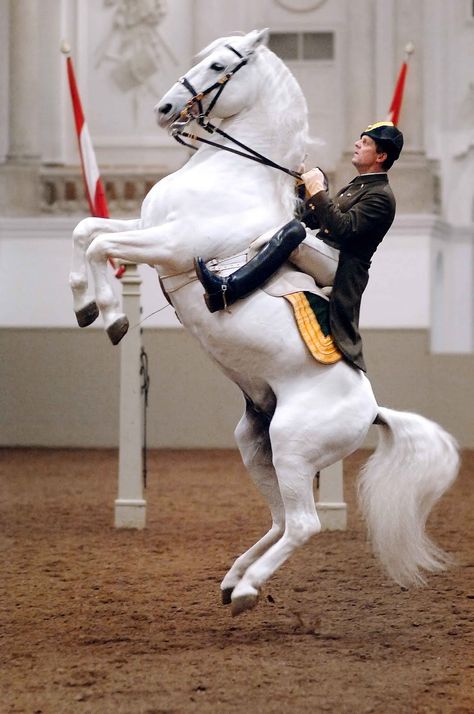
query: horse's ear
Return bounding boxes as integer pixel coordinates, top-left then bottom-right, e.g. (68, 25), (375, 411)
(246, 28), (270, 52)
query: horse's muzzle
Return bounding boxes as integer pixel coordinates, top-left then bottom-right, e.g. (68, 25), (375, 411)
(155, 103), (178, 128)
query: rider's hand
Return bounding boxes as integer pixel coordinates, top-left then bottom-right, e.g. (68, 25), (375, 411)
(302, 167), (327, 197)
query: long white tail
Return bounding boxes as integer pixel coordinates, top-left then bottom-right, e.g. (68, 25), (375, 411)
(358, 406), (460, 587)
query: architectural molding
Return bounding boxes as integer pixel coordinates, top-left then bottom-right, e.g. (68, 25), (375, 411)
(274, 0), (328, 12)
(40, 165), (169, 216)
(0, 215), (78, 240)
(391, 213), (445, 236)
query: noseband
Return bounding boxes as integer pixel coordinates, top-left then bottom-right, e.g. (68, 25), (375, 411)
(169, 44), (303, 183)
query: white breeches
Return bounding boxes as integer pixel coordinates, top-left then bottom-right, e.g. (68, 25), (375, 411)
(249, 226), (339, 289)
(289, 230), (340, 288)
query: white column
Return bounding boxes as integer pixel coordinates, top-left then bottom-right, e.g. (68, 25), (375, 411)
(394, 0), (424, 149)
(316, 461), (347, 530)
(7, 0), (41, 162)
(0, 0), (42, 214)
(431, 225), (474, 353)
(115, 264), (147, 528)
(0, 1), (9, 163)
(335, 1), (374, 186)
(345, 1), (374, 148)
(374, 0), (396, 119)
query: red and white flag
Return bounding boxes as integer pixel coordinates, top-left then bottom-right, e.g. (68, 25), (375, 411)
(62, 42), (125, 277)
(387, 42), (414, 126)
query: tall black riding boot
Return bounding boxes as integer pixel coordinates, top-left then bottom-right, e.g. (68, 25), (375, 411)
(194, 219), (306, 313)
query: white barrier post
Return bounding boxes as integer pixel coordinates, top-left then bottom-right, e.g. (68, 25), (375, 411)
(114, 263), (146, 528)
(316, 461), (347, 530)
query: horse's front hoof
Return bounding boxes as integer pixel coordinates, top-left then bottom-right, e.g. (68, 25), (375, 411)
(221, 587), (234, 606)
(231, 591), (259, 617)
(106, 315), (129, 345)
(75, 301), (99, 328)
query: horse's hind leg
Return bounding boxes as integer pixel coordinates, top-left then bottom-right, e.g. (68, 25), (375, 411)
(69, 217), (140, 327)
(220, 404), (285, 606)
(230, 412), (321, 616)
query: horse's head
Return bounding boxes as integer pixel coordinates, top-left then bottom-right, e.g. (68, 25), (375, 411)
(155, 29), (269, 128)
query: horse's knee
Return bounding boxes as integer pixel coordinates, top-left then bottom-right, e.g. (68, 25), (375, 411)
(73, 217), (97, 246)
(86, 236), (109, 263)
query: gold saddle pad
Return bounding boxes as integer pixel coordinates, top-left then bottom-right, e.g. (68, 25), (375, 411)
(284, 291), (342, 365)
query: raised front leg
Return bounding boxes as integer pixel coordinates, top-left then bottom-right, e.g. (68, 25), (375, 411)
(85, 224), (187, 344)
(220, 404), (285, 606)
(69, 217), (141, 327)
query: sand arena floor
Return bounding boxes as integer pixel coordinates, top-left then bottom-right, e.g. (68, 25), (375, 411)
(1, 448), (473, 713)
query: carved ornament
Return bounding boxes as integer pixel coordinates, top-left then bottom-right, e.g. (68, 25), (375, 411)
(274, 0), (328, 12)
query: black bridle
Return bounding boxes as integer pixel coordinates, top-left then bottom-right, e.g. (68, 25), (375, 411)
(169, 44), (303, 183)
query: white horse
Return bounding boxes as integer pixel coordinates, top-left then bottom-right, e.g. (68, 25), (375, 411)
(70, 29), (459, 616)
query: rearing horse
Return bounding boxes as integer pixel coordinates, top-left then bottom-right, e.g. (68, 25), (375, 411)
(69, 29), (459, 616)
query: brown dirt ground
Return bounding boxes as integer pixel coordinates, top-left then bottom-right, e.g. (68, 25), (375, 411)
(1, 447), (473, 714)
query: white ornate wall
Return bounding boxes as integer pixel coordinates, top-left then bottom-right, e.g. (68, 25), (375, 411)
(1, 0), (472, 336)
(422, 0), (474, 352)
(0, 0), (473, 448)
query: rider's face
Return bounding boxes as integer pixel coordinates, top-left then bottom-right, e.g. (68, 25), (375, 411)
(352, 135), (386, 173)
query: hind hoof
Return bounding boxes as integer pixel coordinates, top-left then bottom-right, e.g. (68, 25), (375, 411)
(106, 315), (129, 345)
(221, 587), (234, 606)
(231, 591), (259, 617)
(75, 301), (99, 328)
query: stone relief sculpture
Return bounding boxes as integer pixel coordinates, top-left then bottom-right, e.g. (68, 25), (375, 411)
(94, 0), (177, 94)
(274, 0), (328, 12)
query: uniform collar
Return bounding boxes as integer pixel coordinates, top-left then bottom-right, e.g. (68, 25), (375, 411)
(350, 173), (388, 185)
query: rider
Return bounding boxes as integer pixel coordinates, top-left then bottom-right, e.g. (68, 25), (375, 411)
(194, 122), (404, 372)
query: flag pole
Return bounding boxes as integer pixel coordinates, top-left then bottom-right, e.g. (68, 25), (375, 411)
(387, 42), (415, 126)
(61, 40), (125, 278)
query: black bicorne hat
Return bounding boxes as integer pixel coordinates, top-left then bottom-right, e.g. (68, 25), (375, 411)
(361, 121), (404, 161)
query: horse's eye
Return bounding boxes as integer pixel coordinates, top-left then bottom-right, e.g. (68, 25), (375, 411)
(210, 62), (225, 72)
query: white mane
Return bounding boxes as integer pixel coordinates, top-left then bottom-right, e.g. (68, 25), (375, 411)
(256, 47), (308, 141)
(196, 35), (309, 217)
(197, 35), (309, 158)
(251, 45), (310, 217)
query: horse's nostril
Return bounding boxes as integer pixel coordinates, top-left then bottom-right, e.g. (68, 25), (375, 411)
(159, 103), (173, 115)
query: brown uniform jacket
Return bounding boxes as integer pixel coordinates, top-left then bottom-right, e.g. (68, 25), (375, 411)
(300, 173), (396, 371)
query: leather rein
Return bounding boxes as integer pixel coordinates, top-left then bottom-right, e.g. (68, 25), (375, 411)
(168, 44), (303, 184)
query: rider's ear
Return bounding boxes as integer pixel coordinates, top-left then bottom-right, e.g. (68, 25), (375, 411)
(376, 151), (388, 167)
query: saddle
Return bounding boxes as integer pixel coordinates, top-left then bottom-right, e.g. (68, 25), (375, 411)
(262, 266), (342, 365)
(160, 258), (342, 365)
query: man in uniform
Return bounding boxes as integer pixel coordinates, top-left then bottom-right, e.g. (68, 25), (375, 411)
(194, 122), (404, 371)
